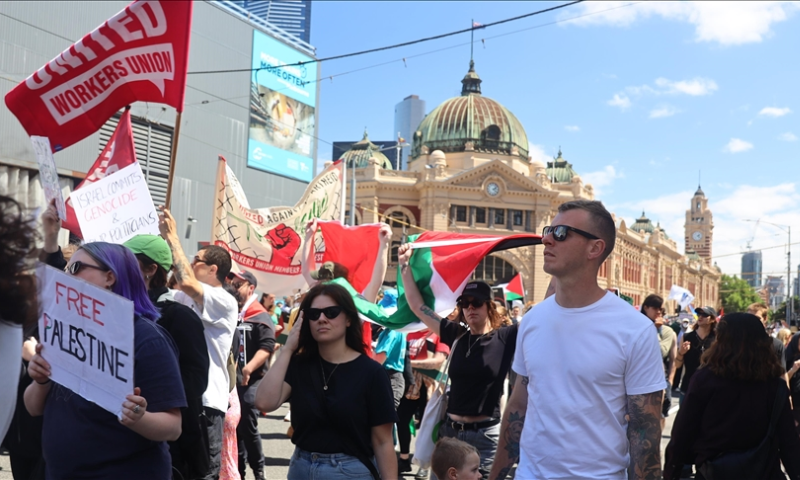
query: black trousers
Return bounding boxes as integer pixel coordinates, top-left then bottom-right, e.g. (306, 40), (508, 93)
(237, 380), (265, 478)
(397, 383), (428, 455)
(201, 406), (225, 480)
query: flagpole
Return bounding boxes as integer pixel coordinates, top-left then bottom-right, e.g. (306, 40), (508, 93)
(340, 158), (346, 223)
(165, 111), (183, 208)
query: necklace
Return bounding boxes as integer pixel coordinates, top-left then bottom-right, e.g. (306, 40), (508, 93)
(319, 358), (340, 391)
(466, 331), (489, 358)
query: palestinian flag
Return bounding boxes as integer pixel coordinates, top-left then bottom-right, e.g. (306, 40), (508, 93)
(504, 273), (524, 301)
(337, 232), (542, 331)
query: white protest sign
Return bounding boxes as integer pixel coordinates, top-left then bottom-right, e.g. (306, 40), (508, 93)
(37, 263), (134, 416)
(30, 136), (67, 220)
(71, 162), (159, 244)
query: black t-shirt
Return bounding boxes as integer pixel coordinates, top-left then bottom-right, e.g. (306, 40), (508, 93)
(284, 354), (397, 457)
(679, 330), (716, 392)
(237, 312), (276, 386)
(439, 321), (518, 419)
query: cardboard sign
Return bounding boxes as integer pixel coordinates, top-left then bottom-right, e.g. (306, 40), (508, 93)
(71, 162), (159, 244)
(37, 263), (135, 416)
(31, 136), (67, 220)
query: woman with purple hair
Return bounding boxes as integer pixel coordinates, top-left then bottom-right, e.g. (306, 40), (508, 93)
(25, 240), (187, 480)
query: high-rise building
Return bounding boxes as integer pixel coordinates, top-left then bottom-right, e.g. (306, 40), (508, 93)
(684, 185), (714, 265)
(230, 0), (312, 43)
(394, 95), (426, 170)
(742, 250), (763, 287)
(765, 276), (785, 309)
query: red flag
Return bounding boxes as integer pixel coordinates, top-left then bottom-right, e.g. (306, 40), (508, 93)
(317, 221), (382, 294)
(62, 110), (137, 237)
(4, 0), (192, 151)
(507, 273), (524, 299)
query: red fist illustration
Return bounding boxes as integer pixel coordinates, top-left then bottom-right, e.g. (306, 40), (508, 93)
(266, 223), (301, 267)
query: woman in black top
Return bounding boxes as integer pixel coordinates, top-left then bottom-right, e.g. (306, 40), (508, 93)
(675, 306), (717, 402)
(255, 283), (397, 479)
(664, 313), (800, 480)
(398, 244), (517, 479)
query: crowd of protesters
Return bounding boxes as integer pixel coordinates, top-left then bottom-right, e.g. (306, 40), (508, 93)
(5, 195), (800, 480)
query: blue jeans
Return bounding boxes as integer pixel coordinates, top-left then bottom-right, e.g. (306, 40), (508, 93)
(287, 448), (377, 480)
(436, 419), (500, 480)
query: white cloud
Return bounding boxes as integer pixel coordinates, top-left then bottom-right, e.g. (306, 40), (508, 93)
(528, 144), (551, 164)
(583, 165), (624, 196)
(561, 2), (799, 46)
(723, 138), (753, 153)
(779, 132), (798, 142)
(564, 125), (581, 132)
(649, 105), (680, 119)
(758, 107), (792, 117)
(607, 93), (631, 110)
(654, 77), (718, 96)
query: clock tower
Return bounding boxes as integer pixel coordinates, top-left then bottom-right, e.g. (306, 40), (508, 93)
(685, 185), (714, 264)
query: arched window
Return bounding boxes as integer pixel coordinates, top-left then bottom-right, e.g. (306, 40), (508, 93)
(470, 255), (517, 285)
(480, 125), (501, 150)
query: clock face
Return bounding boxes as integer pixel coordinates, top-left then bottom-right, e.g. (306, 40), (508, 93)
(487, 182), (500, 197)
(692, 231), (703, 241)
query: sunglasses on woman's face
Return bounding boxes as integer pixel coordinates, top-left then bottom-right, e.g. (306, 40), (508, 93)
(542, 225), (600, 242)
(457, 298), (485, 309)
(65, 261), (109, 276)
(304, 306), (343, 321)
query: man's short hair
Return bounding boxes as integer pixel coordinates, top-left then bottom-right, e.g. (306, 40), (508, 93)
(746, 302), (769, 323)
(198, 245), (232, 284)
(558, 200), (616, 263)
(431, 437), (479, 480)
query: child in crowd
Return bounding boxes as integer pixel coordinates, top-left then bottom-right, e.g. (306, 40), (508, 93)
(431, 437), (482, 480)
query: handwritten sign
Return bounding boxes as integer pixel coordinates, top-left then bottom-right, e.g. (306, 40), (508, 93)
(31, 136), (67, 220)
(71, 162), (159, 244)
(37, 263), (134, 416)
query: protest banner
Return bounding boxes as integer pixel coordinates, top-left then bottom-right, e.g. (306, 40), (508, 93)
(30, 136), (67, 220)
(71, 162), (159, 244)
(213, 157), (344, 297)
(4, 0), (192, 152)
(37, 263), (134, 416)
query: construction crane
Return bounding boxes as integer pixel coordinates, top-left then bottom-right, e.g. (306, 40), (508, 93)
(745, 218), (761, 250)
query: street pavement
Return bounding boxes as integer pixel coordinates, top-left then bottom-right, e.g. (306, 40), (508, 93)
(1, 395), (679, 480)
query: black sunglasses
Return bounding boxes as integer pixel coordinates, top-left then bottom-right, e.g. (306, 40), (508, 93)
(65, 261), (109, 276)
(192, 256), (208, 265)
(304, 306), (343, 321)
(457, 298), (485, 309)
(542, 225), (600, 242)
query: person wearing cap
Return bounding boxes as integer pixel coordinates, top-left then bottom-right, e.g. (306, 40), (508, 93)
(675, 306), (718, 407)
(228, 271), (275, 480)
(158, 207), (239, 480)
(123, 234), (212, 480)
(398, 244), (517, 479)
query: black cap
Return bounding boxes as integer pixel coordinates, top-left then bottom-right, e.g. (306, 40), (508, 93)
(695, 306), (717, 318)
(456, 281), (492, 303)
(232, 270), (258, 287)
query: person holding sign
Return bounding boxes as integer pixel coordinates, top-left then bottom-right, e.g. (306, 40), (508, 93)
(255, 283), (398, 480)
(25, 242), (187, 479)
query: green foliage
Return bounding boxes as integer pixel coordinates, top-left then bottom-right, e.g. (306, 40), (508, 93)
(719, 274), (762, 314)
(771, 297), (800, 322)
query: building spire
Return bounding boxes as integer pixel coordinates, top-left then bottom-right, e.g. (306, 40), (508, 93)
(460, 60), (482, 95)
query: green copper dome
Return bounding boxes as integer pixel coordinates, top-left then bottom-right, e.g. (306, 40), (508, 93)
(631, 211), (655, 234)
(545, 149), (578, 183)
(411, 61), (529, 161)
(341, 130), (393, 170)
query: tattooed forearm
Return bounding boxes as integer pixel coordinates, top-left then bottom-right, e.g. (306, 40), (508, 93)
(627, 391), (663, 480)
(419, 305), (442, 323)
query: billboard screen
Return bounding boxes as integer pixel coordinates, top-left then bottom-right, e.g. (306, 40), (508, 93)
(248, 30), (317, 182)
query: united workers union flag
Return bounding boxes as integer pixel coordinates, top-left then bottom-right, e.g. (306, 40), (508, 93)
(4, 1), (192, 151)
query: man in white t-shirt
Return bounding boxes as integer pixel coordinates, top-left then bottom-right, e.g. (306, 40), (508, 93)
(490, 200), (665, 480)
(159, 207), (238, 480)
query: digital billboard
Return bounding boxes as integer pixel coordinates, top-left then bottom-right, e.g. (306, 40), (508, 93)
(248, 30), (317, 182)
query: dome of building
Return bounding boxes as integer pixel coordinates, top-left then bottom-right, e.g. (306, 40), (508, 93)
(545, 149), (578, 183)
(411, 61), (529, 161)
(631, 211), (655, 234)
(340, 130), (393, 170)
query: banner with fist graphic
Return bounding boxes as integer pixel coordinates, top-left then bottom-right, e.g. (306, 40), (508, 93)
(212, 156), (343, 296)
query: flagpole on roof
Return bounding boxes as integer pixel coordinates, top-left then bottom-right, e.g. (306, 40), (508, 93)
(165, 111), (183, 208)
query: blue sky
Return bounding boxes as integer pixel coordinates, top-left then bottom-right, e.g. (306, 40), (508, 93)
(309, 1), (800, 281)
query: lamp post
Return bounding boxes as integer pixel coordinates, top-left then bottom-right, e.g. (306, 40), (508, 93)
(746, 219), (792, 324)
(347, 141), (409, 226)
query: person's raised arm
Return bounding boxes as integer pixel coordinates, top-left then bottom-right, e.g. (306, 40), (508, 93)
(627, 391), (663, 480)
(301, 219), (319, 288)
(490, 375), (529, 480)
(39, 199), (66, 269)
(158, 207), (204, 304)
(362, 224), (392, 303)
(255, 315), (301, 412)
(397, 243), (440, 337)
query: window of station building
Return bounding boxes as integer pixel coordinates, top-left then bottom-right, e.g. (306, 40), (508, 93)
(494, 209), (505, 226)
(475, 207), (486, 224)
(470, 255), (517, 285)
(512, 210), (523, 226)
(481, 125), (501, 150)
(455, 205), (467, 222)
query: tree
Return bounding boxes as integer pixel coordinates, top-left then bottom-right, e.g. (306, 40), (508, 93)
(719, 274), (762, 314)
(771, 296), (800, 323)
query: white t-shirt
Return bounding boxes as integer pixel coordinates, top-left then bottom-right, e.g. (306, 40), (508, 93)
(174, 283), (238, 413)
(513, 292), (666, 480)
(0, 322), (22, 442)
